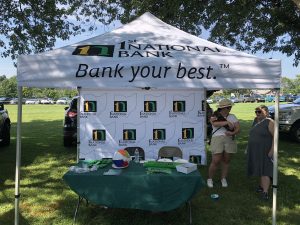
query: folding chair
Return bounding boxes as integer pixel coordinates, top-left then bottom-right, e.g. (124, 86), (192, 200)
(124, 147), (145, 160)
(158, 146), (183, 160)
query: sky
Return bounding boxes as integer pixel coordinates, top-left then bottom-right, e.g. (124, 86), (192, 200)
(0, 23), (299, 79)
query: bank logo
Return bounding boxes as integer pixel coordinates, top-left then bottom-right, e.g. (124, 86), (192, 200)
(144, 101), (157, 112)
(153, 129), (166, 140)
(182, 128), (194, 139)
(173, 101), (185, 112)
(123, 129), (136, 140)
(114, 101), (127, 112)
(72, 45), (114, 57)
(92, 129), (106, 141)
(84, 101), (97, 112)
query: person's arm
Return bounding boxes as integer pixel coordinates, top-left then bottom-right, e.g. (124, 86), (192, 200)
(225, 121), (240, 136)
(268, 119), (275, 157)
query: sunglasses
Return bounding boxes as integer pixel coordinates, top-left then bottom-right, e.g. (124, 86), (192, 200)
(255, 110), (262, 114)
(225, 106), (232, 110)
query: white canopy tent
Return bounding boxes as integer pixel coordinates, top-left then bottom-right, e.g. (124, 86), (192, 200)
(15, 12), (281, 225)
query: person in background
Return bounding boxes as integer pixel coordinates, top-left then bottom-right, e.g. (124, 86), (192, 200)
(207, 99), (240, 188)
(247, 105), (274, 200)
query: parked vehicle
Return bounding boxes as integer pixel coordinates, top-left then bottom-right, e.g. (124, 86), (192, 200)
(0, 97), (12, 104)
(9, 98), (18, 104)
(57, 97), (71, 105)
(230, 97), (240, 103)
(25, 98), (40, 104)
(252, 94), (265, 103)
(268, 97), (300, 142)
(279, 95), (286, 102)
(285, 95), (298, 102)
(40, 98), (54, 104)
(239, 94), (255, 103)
(265, 95), (275, 102)
(0, 103), (11, 146)
(63, 97), (78, 147)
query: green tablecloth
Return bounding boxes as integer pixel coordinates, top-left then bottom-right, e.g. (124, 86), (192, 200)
(63, 162), (205, 212)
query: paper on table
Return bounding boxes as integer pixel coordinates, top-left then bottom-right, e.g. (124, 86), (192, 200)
(103, 169), (122, 176)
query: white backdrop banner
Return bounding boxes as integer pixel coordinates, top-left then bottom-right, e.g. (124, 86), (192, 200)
(79, 89), (206, 164)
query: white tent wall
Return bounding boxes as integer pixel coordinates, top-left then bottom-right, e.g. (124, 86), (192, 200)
(15, 12), (281, 225)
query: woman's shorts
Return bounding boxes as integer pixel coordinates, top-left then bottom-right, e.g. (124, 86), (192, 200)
(210, 135), (237, 154)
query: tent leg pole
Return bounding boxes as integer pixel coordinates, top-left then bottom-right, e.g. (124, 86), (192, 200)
(14, 86), (23, 225)
(186, 201), (192, 225)
(76, 87), (81, 163)
(73, 196), (83, 225)
(272, 89), (279, 225)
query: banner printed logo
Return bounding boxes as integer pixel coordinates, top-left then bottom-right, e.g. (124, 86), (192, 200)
(72, 45), (114, 57)
(170, 100), (185, 118)
(114, 101), (127, 112)
(123, 129), (136, 140)
(144, 101), (157, 112)
(182, 128), (194, 139)
(173, 101), (185, 112)
(92, 129), (106, 141)
(84, 101), (97, 112)
(153, 129), (166, 140)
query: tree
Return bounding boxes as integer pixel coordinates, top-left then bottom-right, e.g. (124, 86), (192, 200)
(0, 76), (17, 97)
(1, 0), (300, 67)
(0, 75), (7, 82)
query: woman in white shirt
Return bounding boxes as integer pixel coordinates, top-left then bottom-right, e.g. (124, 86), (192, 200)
(207, 99), (240, 188)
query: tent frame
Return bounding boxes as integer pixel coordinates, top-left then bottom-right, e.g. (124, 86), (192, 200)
(14, 87), (280, 225)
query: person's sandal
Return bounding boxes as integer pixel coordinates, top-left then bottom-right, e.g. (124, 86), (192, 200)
(207, 179), (213, 188)
(221, 178), (228, 187)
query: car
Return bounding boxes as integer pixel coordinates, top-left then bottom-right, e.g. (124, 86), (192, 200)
(239, 94), (255, 103)
(9, 98), (18, 104)
(0, 103), (11, 146)
(285, 95), (298, 102)
(230, 97), (240, 103)
(25, 98), (40, 104)
(63, 97), (78, 147)
(40, 98), (54, 104)
(0, 97), (12, 104)
(268, 97), (300, 142)
(265, 95), (275, 102)
(279, 95), (286, 102)
(56, 97), (71, 105)
(252, 94), (265, 103)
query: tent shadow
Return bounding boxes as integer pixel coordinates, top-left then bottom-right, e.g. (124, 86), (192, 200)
(0, 208), (30, 225)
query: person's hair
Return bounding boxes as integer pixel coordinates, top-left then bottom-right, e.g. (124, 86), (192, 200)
(255, 105), (269, 113)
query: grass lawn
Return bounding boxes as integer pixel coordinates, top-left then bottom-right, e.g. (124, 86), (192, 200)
(0, 103), (299, 225)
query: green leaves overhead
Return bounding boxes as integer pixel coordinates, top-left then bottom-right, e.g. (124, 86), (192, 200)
(1, 0), (300, 67)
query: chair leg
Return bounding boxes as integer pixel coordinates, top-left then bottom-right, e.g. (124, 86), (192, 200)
(73, 196), (83, 225)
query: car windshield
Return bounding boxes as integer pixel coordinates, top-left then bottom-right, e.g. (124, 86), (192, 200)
(293, 98), (300, 104)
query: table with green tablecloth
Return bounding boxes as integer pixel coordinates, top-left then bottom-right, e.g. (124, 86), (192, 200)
(63, 161), (205, 212)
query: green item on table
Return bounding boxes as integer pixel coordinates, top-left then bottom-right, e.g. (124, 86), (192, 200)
(80, 159), (112, 168)
(146, 167), (172, 174)
(143, 161), (180, 169)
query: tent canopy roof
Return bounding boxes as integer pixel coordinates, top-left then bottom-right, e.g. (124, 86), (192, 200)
(17, 12), (281, 90)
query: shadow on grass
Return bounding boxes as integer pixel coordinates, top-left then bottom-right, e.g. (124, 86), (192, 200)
(0, 118), (299, 225)
(0, 119), (76, 224)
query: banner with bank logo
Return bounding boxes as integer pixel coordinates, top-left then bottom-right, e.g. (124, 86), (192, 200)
(79, 89), (206, 164)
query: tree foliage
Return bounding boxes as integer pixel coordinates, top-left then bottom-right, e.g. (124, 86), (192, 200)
(0, 76), (77, 98)
(1, 0), (300, 68)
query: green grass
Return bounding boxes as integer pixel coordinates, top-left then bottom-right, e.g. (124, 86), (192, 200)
(0, 103), (299, 225)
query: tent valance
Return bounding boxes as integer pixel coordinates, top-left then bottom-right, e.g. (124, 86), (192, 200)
(17, 12), (281, 90)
